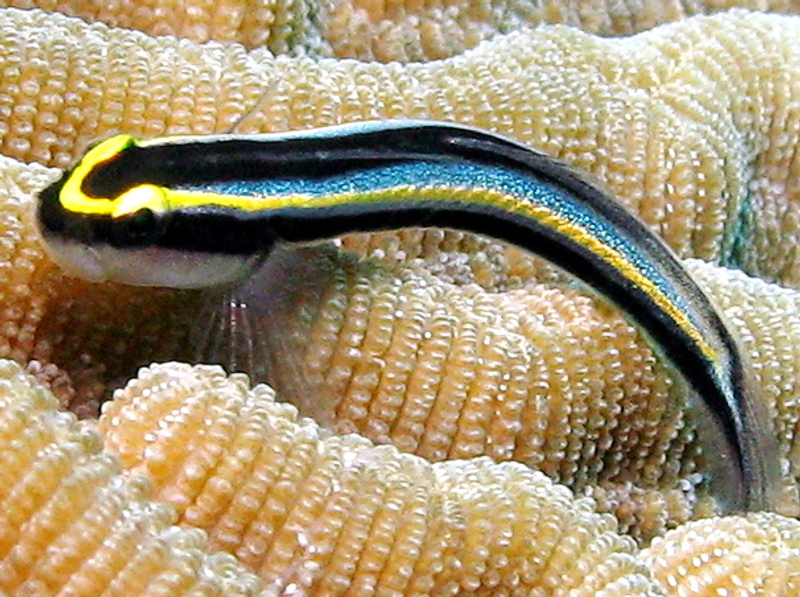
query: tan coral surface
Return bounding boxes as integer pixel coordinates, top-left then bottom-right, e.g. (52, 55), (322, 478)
(2, 4), (800, 597)
(0, 356), (669, 597)
(96, 361), (665, 597)
(641, 513), (800, 596)
(2, 148), (800, 540)
(2, 0), (799, 61)
(243, 250), (800, 521)
(0, 359), (263, 597)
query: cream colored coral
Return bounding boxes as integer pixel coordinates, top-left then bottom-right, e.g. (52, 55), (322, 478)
(3, 0), (799, 61)
(0, 157), (57, 363)
(1, 9), (800, 285)
(1, 3), (800, 558)
(640, 513), (800, 596)
(0, 0), (332, 56)
(2, 4), (800, 595)
(326, 0), (800, 61)
(257, 247), (691, 492)
(0, 359), (263, 597)
(5, 352), (800, 597)
(98, 360), (666, 597)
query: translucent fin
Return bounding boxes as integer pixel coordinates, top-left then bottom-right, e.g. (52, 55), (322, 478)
(187, 245), (342, 427)
(190, 288), (269, 381)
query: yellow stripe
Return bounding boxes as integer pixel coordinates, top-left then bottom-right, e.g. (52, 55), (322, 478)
(60, 135), (137, 215)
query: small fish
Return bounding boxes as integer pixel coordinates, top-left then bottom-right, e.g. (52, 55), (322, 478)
(36, 119), (784, 511)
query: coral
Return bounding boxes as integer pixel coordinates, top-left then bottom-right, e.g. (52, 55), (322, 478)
(640, 513), (800, 597)
(248, 247), (708, 492)
(322, 0), (800, 61)
(1, 0), (798, 61)
(1, 9), (800, 286)
(5, 351), (800, 596)
(98, 360), (665, 597)
(0, 359), (263, 597)
(2, 4), (800, 596)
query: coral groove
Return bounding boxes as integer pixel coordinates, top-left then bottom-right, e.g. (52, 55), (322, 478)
(0, 360), (262, 597)
(99, 361), (665, 597)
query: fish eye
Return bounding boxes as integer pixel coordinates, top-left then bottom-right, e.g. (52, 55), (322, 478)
(111, 208), (161, 247)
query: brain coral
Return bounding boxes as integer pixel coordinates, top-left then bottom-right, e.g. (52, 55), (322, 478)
(3, 355), (800, 597)
(641, 513), (800, 596)
(2, 147), (800, 539)
(1, 3), (800, 597)
(0, 359), (263, 597)
(97, 361), (664, 597)
(1, 0), (799, 60)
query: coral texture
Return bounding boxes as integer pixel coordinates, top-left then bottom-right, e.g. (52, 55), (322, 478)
(2, 4), (800, 597)
(640, 513), (800, 596)
(1, 9), (800, 287)
(0, 359), (263, 597)
(1, 0), (798, 61)
(1, 9), (800, 537)
(241, 249), (800, 519)
(97, 361), (665, 597)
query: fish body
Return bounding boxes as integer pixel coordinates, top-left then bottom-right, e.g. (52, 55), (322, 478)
(37, 119), (783, 512)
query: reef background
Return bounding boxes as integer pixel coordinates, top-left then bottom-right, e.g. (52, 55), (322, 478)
(2, 2), (800, 596)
